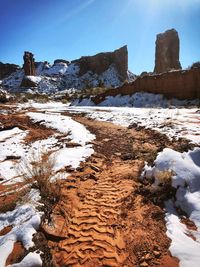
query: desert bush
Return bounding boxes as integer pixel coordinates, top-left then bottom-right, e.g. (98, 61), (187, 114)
(19, 151), (61, 204)
(155, 169), (173, 187)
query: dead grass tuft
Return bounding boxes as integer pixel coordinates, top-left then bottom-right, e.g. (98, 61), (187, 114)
(19, 151), (61, 204)
(156, 169), (173, 187)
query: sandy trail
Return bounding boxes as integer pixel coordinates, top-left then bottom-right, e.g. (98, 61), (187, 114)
(0, 108), (192, 266)
(42, 116), (185, 267)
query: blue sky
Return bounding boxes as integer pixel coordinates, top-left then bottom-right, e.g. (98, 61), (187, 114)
(0, 0), (200, 74)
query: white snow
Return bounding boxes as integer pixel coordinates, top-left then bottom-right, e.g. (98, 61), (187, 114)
(142, 147), (200, 266)
(43, 62), (68, 76)
(26, 76), (42, 84)
(165, 200), (200, 267)
(0, 189), (42, 267)
(16, 100), (200, 145)
(53, 145), (94, 171)
(27, 112), (95, 146)
(64, 105), (200, 145)
(0, 127), (24, 143)
(9, 252), (42, 267)
(0, 128), (58, 183)
(2, 70), (24, 90)
(73, 92), (199, 107)
(27, 112), (95, 171)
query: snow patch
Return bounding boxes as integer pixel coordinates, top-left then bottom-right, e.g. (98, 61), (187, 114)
(26, 76), (42, 84)
(0, 189), (42, 267)
(142, 147), (200, 266)
(9, 252), (42, 267)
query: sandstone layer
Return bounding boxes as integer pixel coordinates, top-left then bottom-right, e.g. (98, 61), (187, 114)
(23, 51), (35, 76)
(92, 68), (200, 103)
(72, 46), (128, 82)
(154, 29), (181, 73)
(0, 62), (20, 79)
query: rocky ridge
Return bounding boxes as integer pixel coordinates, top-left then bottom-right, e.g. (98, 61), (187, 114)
(75, 67), (200, 105)
(1, 46), (131, 93)
(0, 62), (20, 80)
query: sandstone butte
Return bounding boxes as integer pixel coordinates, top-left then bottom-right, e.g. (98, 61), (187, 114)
(154, 29), (182, 73)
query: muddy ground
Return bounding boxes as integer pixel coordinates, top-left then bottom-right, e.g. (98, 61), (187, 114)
(0, 108), (193, 267)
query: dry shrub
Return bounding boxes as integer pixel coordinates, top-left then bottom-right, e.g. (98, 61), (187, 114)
(155, 169), (173, 187)
(152, 169), (176, 203)
(19, 151), (61, 204)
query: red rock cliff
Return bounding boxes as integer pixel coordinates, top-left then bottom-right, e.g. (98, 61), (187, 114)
(72, 46), (128, 82)
(154, 29), (181, 73)
(92, 68), (200, 104)
(0, 62), (20, 79)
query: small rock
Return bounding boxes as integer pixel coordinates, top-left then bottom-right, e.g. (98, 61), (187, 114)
(145, 253), (152, 260)
(90, 165), (101, 172)
(76, 166), (84, 172)
(6, 155), (21, 160)
(81, 173), (98, 181)
(114, 152), (122, 157)
(121, 153), (135, 160)
(140, 261), (149, 267)
(153, 250), (161, 258)
(88, 173), (98, 181)
(128, 123), (137, 129)
(103, 138), (110, 142)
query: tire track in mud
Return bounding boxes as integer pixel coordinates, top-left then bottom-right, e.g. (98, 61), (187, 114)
(43, 115), (185, 267)
(49, 162), (134, 267)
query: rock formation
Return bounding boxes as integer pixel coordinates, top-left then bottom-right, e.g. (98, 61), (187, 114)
(20, 77), (37, 88)
(72, 46), (128, 82)
(91, 68), (200, 103)
(23, 51), (35, 76)
(54, 59), (69, 65)
(154, 29), (181, 73)
(0, 62), (20, 79)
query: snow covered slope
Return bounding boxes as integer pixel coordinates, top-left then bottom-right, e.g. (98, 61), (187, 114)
(2, 61), (134, 93)
(72, 92), (200, 107)
(2, 47), (135, 93)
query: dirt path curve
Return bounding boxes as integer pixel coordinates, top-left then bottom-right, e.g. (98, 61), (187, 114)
(42, 115), (189, 267)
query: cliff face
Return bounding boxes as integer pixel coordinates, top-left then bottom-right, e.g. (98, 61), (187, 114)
(0, 62), (20, 79)
(92, 68), (200, 104)
(154, 29), (181, 73)
(72, 46), (128, 82)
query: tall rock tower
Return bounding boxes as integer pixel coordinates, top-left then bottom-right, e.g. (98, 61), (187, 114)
(23, 51), (35, 76)
(154, 29), (181, 73)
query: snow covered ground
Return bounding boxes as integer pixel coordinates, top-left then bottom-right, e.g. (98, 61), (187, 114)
(0, 106), (95, 267)
(1, 101), (200, 266)
(19, 101), (200, 266)
(72, 92), (200, 107)
(0, 190), (42, 267)
(23, 102), (200, 145)
(142, 148), (200, 267)
(27, 112), (95, 170)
